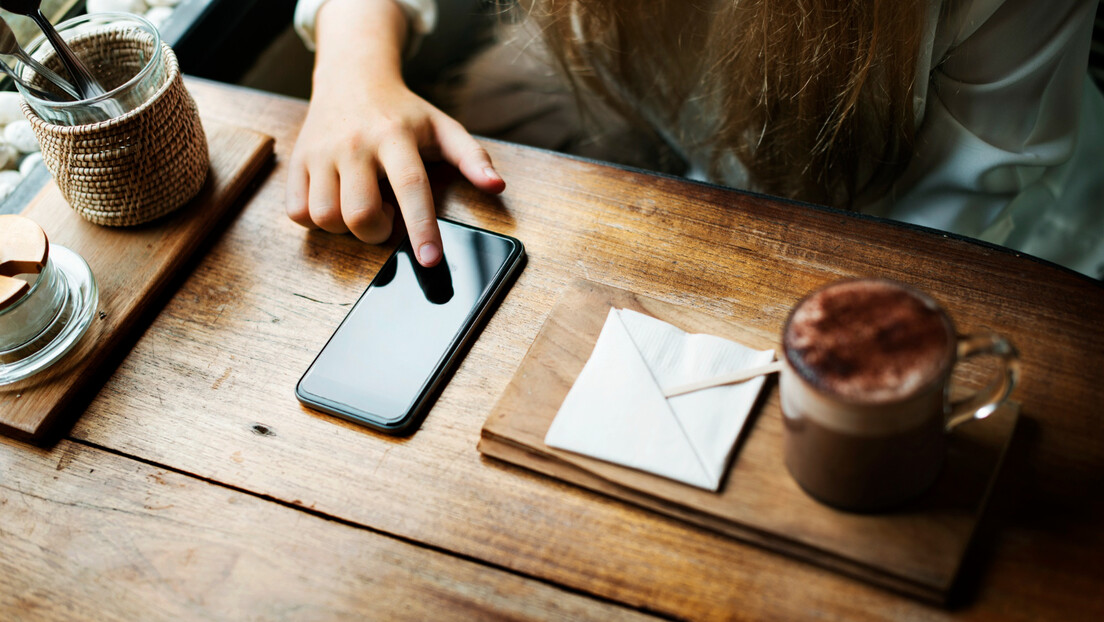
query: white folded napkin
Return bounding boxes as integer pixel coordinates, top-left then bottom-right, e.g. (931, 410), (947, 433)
(544, 308), (774, 490)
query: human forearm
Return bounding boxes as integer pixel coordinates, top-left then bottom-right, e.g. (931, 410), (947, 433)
(313, 0), (409, 93)
(287, 0), (504, 266)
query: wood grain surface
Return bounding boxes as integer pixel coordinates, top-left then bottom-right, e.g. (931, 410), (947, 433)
(0, 120), (274, 440)
(2, 77), (1102, 621)
(0, 435), (653, 621)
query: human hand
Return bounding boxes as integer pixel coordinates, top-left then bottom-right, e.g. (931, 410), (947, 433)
(286, 81), (505, 267)
(285, 0), (505, 267)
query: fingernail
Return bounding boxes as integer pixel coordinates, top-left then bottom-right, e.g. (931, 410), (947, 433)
(418, 242), (441, 265)
(483, 166), (501, 181)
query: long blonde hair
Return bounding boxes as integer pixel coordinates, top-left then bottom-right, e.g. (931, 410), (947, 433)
(519, 0), (926, 208)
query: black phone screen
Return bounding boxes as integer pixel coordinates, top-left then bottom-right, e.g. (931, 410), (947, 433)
(296, 220), (524, 433)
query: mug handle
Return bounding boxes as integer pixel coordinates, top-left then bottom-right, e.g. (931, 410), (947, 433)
(945, 333), (1020, 431)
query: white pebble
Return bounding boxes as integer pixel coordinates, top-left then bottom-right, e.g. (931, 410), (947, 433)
(86, 0), (148, 13)
(0, 92), (24, 125)
(0, 143), (18, 170)
(4, 121), (40, 154)
(146, 0), (180, 6)
(19, 152), (44, 177)
(0, 169), (23, 200)
(144, 6), (175, 29)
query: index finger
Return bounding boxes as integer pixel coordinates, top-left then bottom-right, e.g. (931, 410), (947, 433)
(377, 135), (442, 267)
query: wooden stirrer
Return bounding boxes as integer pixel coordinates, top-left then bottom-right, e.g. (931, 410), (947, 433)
(663, 360), (785, 398)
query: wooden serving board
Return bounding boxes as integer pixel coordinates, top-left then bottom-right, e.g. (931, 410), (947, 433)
(479, 279), (1019, 604)
(0, 120), (274, 441)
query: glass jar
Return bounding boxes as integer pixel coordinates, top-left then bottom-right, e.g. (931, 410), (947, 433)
(15, 12), (163, 126)
(0, 244), (97, 384)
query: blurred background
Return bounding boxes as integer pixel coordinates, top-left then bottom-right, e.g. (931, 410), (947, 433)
(2, 0), (1102, 216)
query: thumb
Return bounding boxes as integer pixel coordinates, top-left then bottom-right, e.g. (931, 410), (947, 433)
(433, 115), (506, 194)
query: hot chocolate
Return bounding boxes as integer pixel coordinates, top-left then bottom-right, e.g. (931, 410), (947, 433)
(779, 279), (1016, 512)
(784, 279), (955, 405)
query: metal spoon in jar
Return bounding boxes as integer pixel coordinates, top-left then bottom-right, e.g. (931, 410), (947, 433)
(0, 18), (79, 100)
(0, 55), (70, 101)
(0, 0), (107, 99)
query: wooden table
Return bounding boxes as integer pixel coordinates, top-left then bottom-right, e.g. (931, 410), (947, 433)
(2, 78), (1102, 621)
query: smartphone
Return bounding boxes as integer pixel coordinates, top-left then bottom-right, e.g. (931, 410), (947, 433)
(296, 219), (525, 435)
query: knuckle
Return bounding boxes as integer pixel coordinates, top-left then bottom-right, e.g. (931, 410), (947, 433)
(309, 198), (339, 217)
(372, 119), (410, 144)
(352, 221), (391, 244)
(345, 203), (384, 229)
(299, 140), (337, 163)
(406, 214), (438, 238)
(393, 168), (428, 192)
(309, 202), (344, 232)
(466, 144), (489, 161)
(336, 131), (370, 154)
(345, 198), (393, 244)
(286, 201), (311, 225)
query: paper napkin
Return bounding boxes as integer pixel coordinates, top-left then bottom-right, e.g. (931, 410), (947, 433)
(544, 308), (774, 490)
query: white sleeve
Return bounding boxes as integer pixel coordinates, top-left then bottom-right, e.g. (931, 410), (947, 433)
(293, 0), (439, 52)
(867, 0), (1104, 278)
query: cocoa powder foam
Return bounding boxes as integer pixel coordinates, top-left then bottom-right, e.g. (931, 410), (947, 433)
(783, 279), (955, 404)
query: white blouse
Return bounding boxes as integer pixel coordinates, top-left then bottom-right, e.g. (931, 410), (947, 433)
(295, 0), (1104, 279)
(865, 0), (1104, 280)
(293, 0), (437, 52)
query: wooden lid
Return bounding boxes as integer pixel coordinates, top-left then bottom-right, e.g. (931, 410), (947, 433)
(0, 215), (49, 312)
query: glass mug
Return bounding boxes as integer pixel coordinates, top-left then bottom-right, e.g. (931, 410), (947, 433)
(15, 13), (163, 126)
(779, 279), (1019, 512)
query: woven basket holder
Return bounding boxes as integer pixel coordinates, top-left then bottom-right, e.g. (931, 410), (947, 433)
(21, 31), (209, 227)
